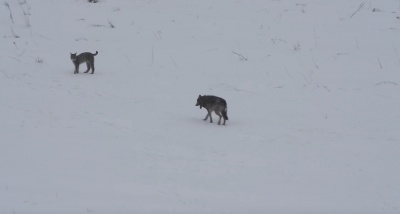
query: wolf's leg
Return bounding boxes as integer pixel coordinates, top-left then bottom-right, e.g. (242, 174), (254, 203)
(215, 111), (222, 125)
(204, 114), (213, 123)
(84, 62), (90, 73)
(203, 113), (208, 121)
(205, 110), (213, 123)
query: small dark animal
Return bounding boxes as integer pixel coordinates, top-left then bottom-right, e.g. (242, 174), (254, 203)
(195, 95), (228, 125)
(70, 51), (98, 74)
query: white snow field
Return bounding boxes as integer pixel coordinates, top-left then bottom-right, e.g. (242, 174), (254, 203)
(0, 0), (399, 213)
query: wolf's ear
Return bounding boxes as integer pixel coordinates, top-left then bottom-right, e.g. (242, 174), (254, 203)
(198, 95), (201, 98)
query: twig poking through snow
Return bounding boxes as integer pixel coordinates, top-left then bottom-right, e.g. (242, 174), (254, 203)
(0, 69), (10, 78)
(377, 57), (383, 69)
(350, 1), (366, 18)
(392, 43), (400, 65)
(33, 57), (44, 64)
(293, 42), (301, 52)
(323, 86), (331, 92)
(108, 19), (115, 28)
(313, 59), (319, 69)
(4, 1), (14, 23)
(125, 54), (131, 63)
(284, 66), (291, 77)
(313, 28), (317, 49)
(355, 37), (359, 50)
(154, 31), (162, 40)
(232, 51), (248, 61)
(170, 56), (178, 69)
(11, 28), (19, 38)
(18, 0), (31, 27)
(151, 46), (154, 65)
(8, 56), (21, 62)
(375, 81), (398, 86)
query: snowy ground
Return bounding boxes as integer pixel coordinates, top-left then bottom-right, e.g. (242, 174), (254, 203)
(0, 0), (399, 213)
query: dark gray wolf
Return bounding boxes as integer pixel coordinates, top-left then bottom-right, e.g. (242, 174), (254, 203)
(70, 51), (98, 74)
(195, 95), (228, 125)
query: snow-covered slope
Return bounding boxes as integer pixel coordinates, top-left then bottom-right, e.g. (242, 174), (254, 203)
(1, 0), (399, 213)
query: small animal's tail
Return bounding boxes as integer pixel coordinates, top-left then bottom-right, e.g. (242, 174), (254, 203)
(222, 107), (228, 120)
(93, 51), (98, 56)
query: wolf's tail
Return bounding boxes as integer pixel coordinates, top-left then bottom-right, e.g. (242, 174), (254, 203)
(222, 107), (228, 120)
(93, 51), (98, 56)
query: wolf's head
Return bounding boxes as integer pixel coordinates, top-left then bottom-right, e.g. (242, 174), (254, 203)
(195, 95), (203, 109)
(70, 52), (77, 61)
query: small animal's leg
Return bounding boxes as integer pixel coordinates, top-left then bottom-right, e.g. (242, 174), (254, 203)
(74, 64), (79, 74)
(84, 62), (90, 73)
(91, 63), (95, 74)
